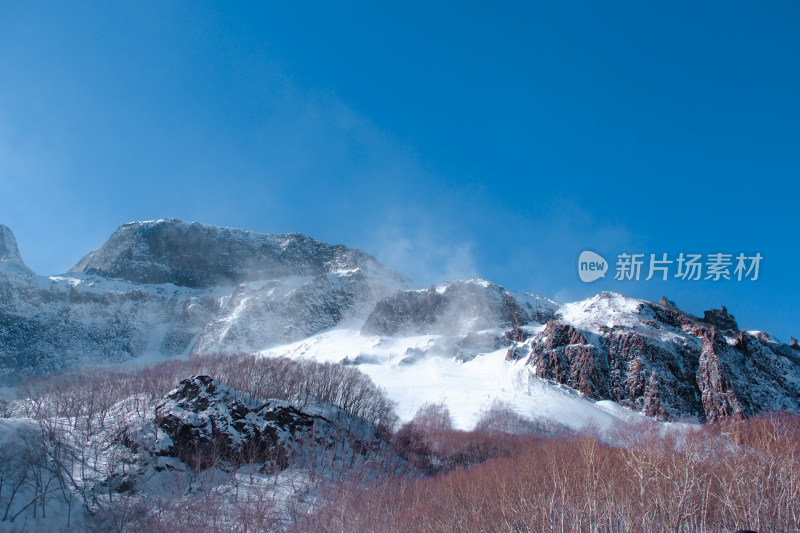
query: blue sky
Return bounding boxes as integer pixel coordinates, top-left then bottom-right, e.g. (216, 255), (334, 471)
(1, 1), (798, 340)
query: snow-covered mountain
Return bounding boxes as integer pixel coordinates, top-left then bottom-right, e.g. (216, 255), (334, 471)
(514, 293), (800, 422)
(1, 220), (799, 428)
(70, 219), (399, 289)
(0, 220), (408, 381)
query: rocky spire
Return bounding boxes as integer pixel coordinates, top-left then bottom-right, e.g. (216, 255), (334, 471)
(0, 225), (32, 275)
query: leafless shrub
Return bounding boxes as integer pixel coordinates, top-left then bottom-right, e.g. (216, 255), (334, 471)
(306, 413), (800, 533)
(475, 398), (567, 436)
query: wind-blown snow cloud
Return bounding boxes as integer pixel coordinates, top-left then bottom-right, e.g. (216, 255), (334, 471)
(369, 209), (479, 286)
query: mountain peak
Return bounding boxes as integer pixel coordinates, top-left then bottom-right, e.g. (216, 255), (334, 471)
(69, 219), (403, 288)
(0, 225), (32, 275)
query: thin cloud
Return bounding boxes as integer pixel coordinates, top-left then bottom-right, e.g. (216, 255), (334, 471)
(369, 209), (479, 287)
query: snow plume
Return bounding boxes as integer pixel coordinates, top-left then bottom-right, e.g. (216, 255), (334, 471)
(369, 209), (479, 287)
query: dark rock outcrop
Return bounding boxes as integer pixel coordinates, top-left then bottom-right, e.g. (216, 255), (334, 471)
(361, 279), (556, 337)
(696, 330), (748, 421)
(154, 376), (331, 471)
(659, 296), (677, 309)
(503, 326), (530, 344)
(71, 219), (404, 289)
(527, 321), (607, 399)
(703, 306), (738, 331)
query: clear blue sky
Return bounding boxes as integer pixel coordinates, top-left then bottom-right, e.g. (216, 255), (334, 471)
(1, 1), (798, 341)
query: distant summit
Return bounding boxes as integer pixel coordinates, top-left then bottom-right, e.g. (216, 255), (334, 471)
(70, 219), (404, 288)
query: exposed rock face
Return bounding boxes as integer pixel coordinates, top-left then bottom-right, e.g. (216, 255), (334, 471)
(70, 219), (403, 289)
(513, 293), (800, 421)
(0, 225), (32, 276)
(0, 273), (213, 381)
(703, 306), (739, 331)
(659, 296), (677, 309)
(528, 321), (606, 399)
(361, 279), (556, 337)
(503, 326), (530, 344)
(696, 330), (748, 421)
(154, 376), (331, 471)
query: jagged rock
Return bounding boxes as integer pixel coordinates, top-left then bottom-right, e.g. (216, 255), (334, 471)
(643, 370), (667, 419)
(703, 306), (739, 331)
(154, 375), (330, 471)
(503, 326), (530, 344)
(516, 293), (800, 421)
(659, 296), (677, 309)
(505, 345), (529, 361)
(790, 337), (799, 349)
(527, 321), (608, 398)
(697, 330), (747, 421)
(0, 225), (32, 276)
(0, 225), (23, 263)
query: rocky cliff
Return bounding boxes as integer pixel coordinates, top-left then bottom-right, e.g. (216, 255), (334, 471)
(508, 292), (800, 421)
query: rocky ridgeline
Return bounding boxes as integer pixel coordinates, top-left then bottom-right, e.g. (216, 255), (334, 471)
(70, 219), (401, 289)
(506, 293), (800, 421)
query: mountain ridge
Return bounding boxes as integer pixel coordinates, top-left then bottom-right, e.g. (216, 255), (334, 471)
(70, 219), (408, 288)
(1, 220), (798, 426)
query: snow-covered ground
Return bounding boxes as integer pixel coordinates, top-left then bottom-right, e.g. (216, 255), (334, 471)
(261, 326), (647, 431)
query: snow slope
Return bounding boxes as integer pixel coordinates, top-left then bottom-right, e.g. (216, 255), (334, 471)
(261, 325), (647, 431)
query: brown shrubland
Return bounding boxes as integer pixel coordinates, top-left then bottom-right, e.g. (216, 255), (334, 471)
(301, 412), (800, 533)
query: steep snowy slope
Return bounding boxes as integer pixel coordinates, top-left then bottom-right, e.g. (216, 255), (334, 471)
(261, 328), (647, 431)
(0, 270), (219, 380)
(259, 279), (645, 431)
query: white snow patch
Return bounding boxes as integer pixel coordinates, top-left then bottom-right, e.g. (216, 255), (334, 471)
(260, 328), (647, 432)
